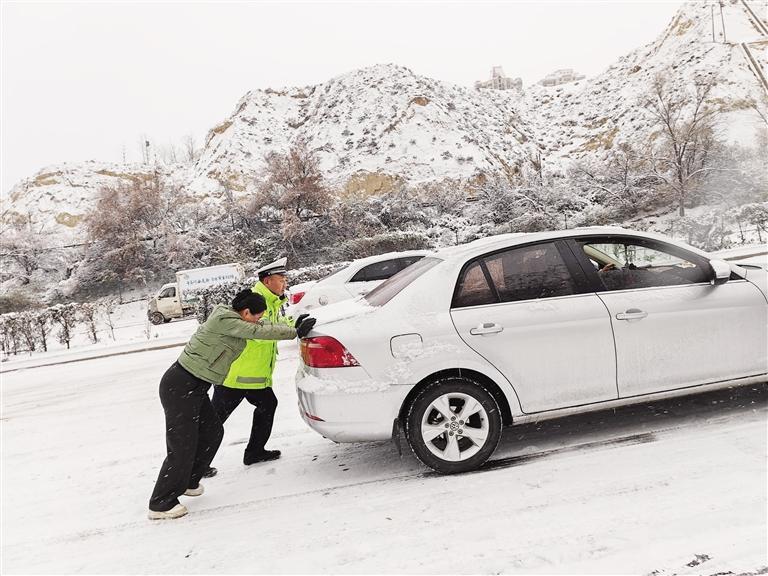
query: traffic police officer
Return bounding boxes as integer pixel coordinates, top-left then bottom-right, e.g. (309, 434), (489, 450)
(209, 257), (314, 470)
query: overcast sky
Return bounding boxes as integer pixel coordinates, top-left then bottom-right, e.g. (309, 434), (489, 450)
(1, 0), (683, 195)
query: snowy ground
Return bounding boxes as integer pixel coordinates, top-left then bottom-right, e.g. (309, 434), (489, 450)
(2, 333), (767, 573)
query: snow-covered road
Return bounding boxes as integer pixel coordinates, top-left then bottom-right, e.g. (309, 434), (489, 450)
(2, 342), (766, 574)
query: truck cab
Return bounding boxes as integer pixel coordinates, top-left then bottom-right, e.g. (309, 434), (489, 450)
(148, 283), (184, 324)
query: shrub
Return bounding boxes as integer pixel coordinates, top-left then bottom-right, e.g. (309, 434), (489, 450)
(332, 231), (432, 260)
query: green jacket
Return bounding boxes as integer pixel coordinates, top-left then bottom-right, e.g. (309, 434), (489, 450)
(178, 304), (296, 385)
(222, 281), (294, 389)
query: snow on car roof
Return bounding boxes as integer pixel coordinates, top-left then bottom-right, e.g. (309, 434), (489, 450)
(348, 248), (432, 266)
(433, 227), (710, 263)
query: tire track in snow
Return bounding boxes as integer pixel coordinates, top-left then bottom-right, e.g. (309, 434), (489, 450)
(25, 385), (768, 548)
(45, 430), (660, 546)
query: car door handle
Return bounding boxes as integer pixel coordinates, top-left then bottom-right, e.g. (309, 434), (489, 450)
(616, 308), (648, 321)
(470, 322), (504, 335)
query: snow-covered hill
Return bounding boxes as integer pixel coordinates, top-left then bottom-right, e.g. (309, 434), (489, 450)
(2, 161), (192, 242)
(519, 0), (768, 164)
(4, 0), (767, 241)
(192, 63), (538, 196)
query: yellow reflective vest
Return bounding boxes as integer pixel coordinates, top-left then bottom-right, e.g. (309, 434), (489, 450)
(222, 281), (294, 389)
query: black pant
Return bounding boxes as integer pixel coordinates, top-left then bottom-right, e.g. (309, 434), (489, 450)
(211, 385), (278, 461)
(148, 362), (223, 512)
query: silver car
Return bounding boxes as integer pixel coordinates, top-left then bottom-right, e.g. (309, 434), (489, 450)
(296, 228), (768, 473)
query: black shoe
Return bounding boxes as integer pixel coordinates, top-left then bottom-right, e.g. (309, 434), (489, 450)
(202, 466), (218, 478)
(243, 450), (281, 465)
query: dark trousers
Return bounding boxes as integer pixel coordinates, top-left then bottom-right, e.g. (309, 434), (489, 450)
(148, 362), (223, 512)
(211, 385), (278, 460)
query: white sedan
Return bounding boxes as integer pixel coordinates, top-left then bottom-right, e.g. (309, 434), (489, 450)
(296, 227), (768, 474)
(288, 250), (429, 315)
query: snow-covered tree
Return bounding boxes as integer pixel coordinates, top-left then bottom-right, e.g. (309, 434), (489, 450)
(33, 308), (52, 352)
(100, 297), (119, 341)
(84, 170), (196, 290)
(739, 202), (768, 243)
(644, 74), (722, 217)
(193, 278), (256, 323)
(15, 312), (38, 353)
(0, 229), (44, 286)
(570, 144), (664, 219)
(78, 302), (100, 344)
(50, 303), (79, 350)
(0, 314), (22, 355)
(251, 141), (333, 249)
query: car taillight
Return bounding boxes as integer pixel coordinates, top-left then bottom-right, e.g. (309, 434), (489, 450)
(300, 336), (360, 368)
(289, 291), (306, 305)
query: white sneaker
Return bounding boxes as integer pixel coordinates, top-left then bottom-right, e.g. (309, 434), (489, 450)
(184, 485), (204, 497)
(148, 503), (188, 520)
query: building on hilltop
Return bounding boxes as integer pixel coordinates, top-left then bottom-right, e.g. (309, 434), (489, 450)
(538, 68), (586, 87)
(475, 66), (523, 90)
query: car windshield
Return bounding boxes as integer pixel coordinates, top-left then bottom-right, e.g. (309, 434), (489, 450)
(365, 257), (442, 307)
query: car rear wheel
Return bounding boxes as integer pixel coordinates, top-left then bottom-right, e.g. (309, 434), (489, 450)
(405, 378), (502, 474)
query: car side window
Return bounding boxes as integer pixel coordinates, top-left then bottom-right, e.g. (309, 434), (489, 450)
(485, 242), (577, 302)
(350, 259), (401, 282)
(453, 242), (577, 307)
(580, 240), (710, 291)
(453, 261), (496, 307)
(159, 287), (176, 298)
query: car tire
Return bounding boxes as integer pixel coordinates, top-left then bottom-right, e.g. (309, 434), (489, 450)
(163, 318), (172, 323)
(405, 377), (502, 474)
(149, 312), (165, 325)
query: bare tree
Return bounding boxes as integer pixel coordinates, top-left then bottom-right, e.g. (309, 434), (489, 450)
(159, 142), (179, 165)
(251, 142), (333, 248)
(16, 312), (37, 353)
(79, 303), (99, 344)
(33, 309), (52, 352)
(100, 297), (119, 341)
(0, 230), (43, 285)
(740, 202), (768, 243)
(86, 171), (192, 283)
(183, 134), (199, 163)
(571, 144), (664, 218)
(644, 74), (722, 216)
(0, 315), (21, 356)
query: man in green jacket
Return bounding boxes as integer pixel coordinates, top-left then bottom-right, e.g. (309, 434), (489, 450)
(148, 289), (316, 520)
(210, 257), (305, 467)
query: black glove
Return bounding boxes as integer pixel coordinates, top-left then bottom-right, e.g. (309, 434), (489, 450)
(294, 313), (310, 328)
(296, 317), (316, 339)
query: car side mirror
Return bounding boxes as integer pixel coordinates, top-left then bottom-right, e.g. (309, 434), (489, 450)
(709, 259), (731, 285)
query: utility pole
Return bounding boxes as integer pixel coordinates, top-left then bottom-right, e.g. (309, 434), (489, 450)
(711, 4), (716, 42)
(719, 1), (727, 43)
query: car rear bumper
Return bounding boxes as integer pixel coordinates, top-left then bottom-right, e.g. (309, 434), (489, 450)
(295, 365), (410, 442)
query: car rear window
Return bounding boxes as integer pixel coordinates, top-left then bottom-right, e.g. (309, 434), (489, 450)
(365, 257), (442, 307)
(350, 259), (402, 282)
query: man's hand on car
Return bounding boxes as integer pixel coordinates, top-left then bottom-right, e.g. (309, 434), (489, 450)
(296, 317), (317, 338)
